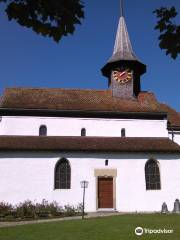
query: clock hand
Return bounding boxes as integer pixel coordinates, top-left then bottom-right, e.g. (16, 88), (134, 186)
(119, 71), (126, 77)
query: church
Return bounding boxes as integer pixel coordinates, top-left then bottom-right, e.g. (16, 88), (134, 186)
(0, 8), (180, 213)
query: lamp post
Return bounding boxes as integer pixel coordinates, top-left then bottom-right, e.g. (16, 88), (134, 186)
(80, 180), (89, 219)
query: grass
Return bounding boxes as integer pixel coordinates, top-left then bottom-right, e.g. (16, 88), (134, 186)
(0, 214), (180, 240)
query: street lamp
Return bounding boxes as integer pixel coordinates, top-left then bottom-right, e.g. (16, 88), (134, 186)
(80, 180), (89, 219)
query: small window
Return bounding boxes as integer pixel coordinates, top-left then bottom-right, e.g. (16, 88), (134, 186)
(145, 159), (161, 190)
(81, 128), (86, 136)
(55, 158), (71, 189)
(121, 128), (126, 137)
(39, 125), (47, 136)
(105, 160), (109, 166)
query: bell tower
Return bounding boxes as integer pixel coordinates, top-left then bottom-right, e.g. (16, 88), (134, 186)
(101, 0), (146, 99)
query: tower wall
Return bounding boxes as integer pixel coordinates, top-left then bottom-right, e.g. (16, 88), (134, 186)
(110, 71), (134, 99)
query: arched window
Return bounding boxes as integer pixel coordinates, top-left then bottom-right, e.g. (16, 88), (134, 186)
(55, 158), (71, 189)
(39, 125), (47, 136)
(81, 128), (86, 136)
(121, 128), (126, 137)
(145, 159), (161, 190)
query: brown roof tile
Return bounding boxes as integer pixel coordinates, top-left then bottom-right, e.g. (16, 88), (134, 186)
(0, 88), (179, 127)
(160, 103), (180, 128)
(0, 88), (162, 113)
(0, 136), (179, 153)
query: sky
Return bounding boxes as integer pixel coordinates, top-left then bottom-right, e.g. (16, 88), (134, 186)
(0, 0), (179, 111)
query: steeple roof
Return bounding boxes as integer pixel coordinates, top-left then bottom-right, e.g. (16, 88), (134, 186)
(101, 7), (146, 77)
(109, 16), (138, 63)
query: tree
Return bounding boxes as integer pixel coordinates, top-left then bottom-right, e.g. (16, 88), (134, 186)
(1, 1), (179, 58)
(0, 0), (84, 42)
(153, 7), (180, 59)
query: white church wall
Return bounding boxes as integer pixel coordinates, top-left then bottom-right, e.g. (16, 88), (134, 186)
(168, 131), (180, 146)
(0, 152), (180, 212)
(174, 132), (180, 145)
(0, 116), (168, 138)
(116, 155), (180, 212)
(0, 152), (97, 210)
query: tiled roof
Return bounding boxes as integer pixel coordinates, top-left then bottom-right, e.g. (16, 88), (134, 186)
(160, 103), (180, 128)
(0, 88), (179, 127)
(0, 88), (163, 113)
(0, 136), (179, 153)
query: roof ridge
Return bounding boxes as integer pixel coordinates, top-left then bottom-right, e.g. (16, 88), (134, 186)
(4, 87), (111, 93)
(5, 88), (157, 95)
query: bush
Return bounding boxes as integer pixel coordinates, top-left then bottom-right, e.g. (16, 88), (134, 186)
(64, 203), (83, 217)
(16, 200), (36, 219)
(35, 199), (63, 217)
(0, 200), (83, 221)
(0, 202), (13, 217)
(64, 204), (76, 216)
(76, 203), (83, 213)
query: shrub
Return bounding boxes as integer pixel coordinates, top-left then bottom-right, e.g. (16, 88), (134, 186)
(76, 203), (83, 213)
(48, 201), (64, 216)
(64, 203), (83, 216)
(64, 204), (76, 216)
(16, 200), (36, 219)
(0, 202), (13, 217)
(35, 199), (63, 217)
(0, 200), (83, 221)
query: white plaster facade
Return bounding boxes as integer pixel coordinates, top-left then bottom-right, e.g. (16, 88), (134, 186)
(169, 131), (180, 145)
(0, 152), (180, 212)
(0, 116), (168, 138)
(0, 115), (179, 212)
(1, 115), (180, 145)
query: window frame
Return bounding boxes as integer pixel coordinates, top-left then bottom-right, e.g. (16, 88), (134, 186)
(105, 159), (109, 166)
(121, 128), (126, 137)
(81, 128), (86, 136)
(39, 125), (47, 136)
(54, 158), (71, 190)
(145, 159), (161, 191)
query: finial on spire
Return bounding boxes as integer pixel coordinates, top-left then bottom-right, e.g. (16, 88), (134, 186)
(120, 0), (124, 17)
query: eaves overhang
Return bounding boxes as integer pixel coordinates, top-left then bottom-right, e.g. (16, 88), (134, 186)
(0, 108), (167, 120)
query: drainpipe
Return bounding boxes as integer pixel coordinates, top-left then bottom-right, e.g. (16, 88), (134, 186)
(171, 127), (174, 142)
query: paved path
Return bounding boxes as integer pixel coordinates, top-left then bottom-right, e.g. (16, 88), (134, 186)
(0, 212), (123, 228)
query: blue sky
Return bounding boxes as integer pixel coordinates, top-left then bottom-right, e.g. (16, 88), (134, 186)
(0, 0), (179, 111)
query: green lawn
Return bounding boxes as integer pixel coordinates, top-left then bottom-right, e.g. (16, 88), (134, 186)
(0, 214), (180, 240)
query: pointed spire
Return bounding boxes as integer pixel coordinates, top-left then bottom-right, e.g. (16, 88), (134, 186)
(112, 16), (136, 61)
(110, 2), (138, 63)
(101, 0), (146, 77)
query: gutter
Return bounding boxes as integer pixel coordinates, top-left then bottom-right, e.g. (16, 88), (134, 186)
(0, 108), (168, 120)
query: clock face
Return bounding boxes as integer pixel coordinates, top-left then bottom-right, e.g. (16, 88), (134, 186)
(112, 69), (133, 84)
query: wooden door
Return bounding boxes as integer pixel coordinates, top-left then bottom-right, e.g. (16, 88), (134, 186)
(98, 177), (113, 208)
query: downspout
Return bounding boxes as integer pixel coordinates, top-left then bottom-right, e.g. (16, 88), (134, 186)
(171, 127), (174, 142)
